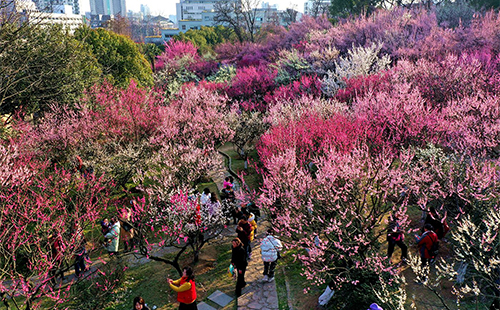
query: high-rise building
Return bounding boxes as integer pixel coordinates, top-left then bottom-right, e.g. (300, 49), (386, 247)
(140, 4), (150, 17)
(89, 0), (126, 16)
(34, 0), (79, 14)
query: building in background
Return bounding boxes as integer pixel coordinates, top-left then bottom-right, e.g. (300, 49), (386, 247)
(88, 0), (125, 28)
(161, 0), (299, 41)
(140, 4), (150, 17)
(89, 0), (125, 15)
(34, 0), (79, 14)
(2, 0), (83, 32)
(168, 14), (177, 24)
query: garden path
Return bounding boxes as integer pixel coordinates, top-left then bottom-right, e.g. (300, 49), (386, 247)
(237, 227), (280, 310)
(210, 150), (280, 309)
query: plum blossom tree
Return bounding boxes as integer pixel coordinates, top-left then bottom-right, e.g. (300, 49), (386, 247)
(129, 84), (234, 275)
(13, 81), (163, 189)
(227, 108), (269, 167)
(0, 144), (110, 310)
(259, 140), (411, 307)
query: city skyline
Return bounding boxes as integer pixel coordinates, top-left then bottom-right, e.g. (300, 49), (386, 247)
(80, 0), (306, 16)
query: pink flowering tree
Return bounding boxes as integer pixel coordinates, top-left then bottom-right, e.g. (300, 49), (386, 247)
(0, 144), (110, 310)
(224, 65), (277, 111)
(13, 81), (163, 190)
(259, 139), (411, 307)
(129, 84), (234, 275)
(394, 143), (500, 308)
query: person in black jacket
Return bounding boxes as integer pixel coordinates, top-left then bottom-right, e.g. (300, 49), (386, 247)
(231, 238), (247, 297)
(236, 215), (252, 259)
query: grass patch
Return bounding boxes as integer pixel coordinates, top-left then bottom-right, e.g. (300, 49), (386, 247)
(275, 250), (319, 310)
(67, 235), (240, 310)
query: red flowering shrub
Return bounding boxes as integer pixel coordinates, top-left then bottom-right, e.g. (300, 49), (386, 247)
(258, 113), (368, 165)
(335, 72), (391, 103)
(264, 75), (323, 105)
(225, 65), (277, 109)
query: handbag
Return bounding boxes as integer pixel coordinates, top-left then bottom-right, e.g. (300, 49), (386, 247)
(228, 263), (235, 278)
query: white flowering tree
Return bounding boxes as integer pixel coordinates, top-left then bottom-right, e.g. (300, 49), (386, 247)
(321, 42), (391, 97)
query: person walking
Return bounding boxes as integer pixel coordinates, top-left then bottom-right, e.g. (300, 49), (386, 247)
(119, 206), (135, 252)
(248, 213), (258, 241)
(231, 238), (248, 297)
(207, 195), (221, 216)
(132, 296), (150, 310)
(105, 217), (120, 255)
(260, 229), (282, 282)
(200, 188), (211, 207)
(223, 176), (234, 190)
(168, 266), (198, 310)
(386, 215), (408, 264)
(74, 241), (87, 278)
(414, 223), (438, 266)
(236, 215), (252, 259)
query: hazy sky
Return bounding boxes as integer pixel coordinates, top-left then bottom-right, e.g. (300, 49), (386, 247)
(80, 0), (305, 16)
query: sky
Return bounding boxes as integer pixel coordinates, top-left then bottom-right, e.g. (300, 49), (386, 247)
(80, 0), (305, 16)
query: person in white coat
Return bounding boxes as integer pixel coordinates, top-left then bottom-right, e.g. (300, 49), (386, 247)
(260, 229), (282, 282)
(200, 188), (211, 206)
(317, 281), (334, 309)
(105, 217), (121, 255)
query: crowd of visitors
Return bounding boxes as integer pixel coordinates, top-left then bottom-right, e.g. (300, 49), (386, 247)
(55, 171), (457, 310)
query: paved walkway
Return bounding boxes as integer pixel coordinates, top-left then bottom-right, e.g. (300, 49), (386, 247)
(213, 150), (280, 309)
(237, 228), (279, 310)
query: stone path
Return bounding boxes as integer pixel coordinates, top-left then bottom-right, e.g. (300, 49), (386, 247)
(237, 232), (279, 310)
(208, 149), (280, 309)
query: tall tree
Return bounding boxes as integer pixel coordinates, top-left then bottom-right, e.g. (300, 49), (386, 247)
(213, 0), (261, 42)
(106, 14), (132, 38)
(74, 27), (153, 88)
(0, 23), (101, 116)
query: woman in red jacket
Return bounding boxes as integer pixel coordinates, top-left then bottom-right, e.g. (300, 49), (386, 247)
(168, 266), (198, 310)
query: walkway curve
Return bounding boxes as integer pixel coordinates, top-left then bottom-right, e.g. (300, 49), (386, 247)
(216, 146), (280, 310)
